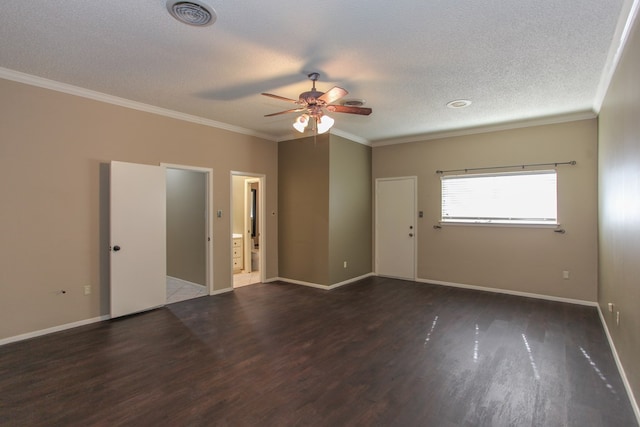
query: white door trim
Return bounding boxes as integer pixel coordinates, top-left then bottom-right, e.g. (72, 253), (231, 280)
(161, 163), (214, 295)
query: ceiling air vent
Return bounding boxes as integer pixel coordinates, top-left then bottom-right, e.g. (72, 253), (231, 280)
(166, 0), (216, 27)
(341, 99), (366, 107)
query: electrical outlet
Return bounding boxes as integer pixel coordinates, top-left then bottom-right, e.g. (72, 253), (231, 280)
(562, 270), (570, 280)
(608, 303), (614, 312)
(616, 311), (620, 326)
(84, 285), (91, 295)
(343, 261), (348, 268)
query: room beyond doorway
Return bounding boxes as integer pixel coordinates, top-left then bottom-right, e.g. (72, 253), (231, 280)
(163, 163), (214, 303)
(231, 172), (265, 288)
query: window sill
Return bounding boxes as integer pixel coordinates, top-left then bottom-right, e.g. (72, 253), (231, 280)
(438, 221), (560, 229)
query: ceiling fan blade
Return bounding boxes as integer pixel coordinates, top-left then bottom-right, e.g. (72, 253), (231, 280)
(317, 86), (348, 104)
(261, 93), (300, 103)
(326, 105), (372, 116)
(264, 108), (306, 117)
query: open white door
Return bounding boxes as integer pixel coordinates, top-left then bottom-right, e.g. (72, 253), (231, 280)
(110, 161), (166, 318)
(375, 177), (416, 280)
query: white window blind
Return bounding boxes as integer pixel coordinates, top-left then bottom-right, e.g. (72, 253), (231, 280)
(441, 170), (558, 225)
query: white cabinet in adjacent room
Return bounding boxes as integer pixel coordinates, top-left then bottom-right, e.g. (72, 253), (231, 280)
(233, 235), (244, 272)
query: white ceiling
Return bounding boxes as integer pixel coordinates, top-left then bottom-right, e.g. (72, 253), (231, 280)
(0, 0), (634, 144)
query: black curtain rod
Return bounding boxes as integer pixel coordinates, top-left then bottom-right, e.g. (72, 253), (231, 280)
(435, 160), (576, 175)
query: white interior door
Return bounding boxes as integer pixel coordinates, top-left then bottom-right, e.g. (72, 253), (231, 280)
(110, 161), (166, 318)
(376, 177), (416, 279)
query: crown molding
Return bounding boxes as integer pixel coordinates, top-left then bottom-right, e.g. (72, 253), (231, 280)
(330, 128), (370, 146)
(274, 127), (371, 146)
(593, 0), (640, 113)
(370, 110), (597, 147)
(0, 67), (277, 141)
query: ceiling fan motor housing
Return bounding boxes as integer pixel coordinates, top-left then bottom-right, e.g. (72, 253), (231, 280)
(300, 90), (324, 105)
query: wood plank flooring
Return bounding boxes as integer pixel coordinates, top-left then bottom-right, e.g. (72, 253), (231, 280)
(1, 277), (637, 426)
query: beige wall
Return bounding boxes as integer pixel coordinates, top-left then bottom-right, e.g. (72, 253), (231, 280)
(598, 10), (640, 410)
(329, 135), (372, 284)
(278, 134), (373, 286)
(166, 168), (206, 285)
(373, 119), (598, 301)
(0, 78), (278, 339)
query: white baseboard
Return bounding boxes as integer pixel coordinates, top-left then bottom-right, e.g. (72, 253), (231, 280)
(0, 315), (111, 346)
(273, 277), (330, 290)
(417, 278), (597, 306)
(597, 306), (640, 424)
(327, 273), (375, 289)
(275, 273), (375, 290)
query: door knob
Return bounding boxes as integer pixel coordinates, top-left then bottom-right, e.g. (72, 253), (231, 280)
(113, 245), (121, 252)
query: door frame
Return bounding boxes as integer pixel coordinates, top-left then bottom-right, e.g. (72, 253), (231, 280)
(374, 176), (417, 280)
(230, 171), (266, 286)
(162, 163), (214, 295)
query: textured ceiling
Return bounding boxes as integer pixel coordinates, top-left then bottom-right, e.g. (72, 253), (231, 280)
(0, 0), (633, 144)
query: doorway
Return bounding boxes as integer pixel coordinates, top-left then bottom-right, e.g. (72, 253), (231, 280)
(375, 177), (417, 280)
(164, 164), (213, 303)
(231, 172), (265, 288)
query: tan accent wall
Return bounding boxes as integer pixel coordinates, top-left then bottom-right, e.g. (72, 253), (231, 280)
(329, 135), (372, 284)
(598, 12), (640, 409)
(278, 134), (372, 286)
(278, 135), (331, 285)
(0, 78), (278, 339)
(373, 119), (598, 302)
(166, 168), (206, 285)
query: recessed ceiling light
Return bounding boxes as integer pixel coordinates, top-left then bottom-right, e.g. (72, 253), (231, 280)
(446, 99), (472, 109)
(166, 0), (216, 27)
(341, 99), (366, 107)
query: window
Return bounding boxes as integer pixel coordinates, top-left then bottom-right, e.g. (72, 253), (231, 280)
(441, 170), (558, 225)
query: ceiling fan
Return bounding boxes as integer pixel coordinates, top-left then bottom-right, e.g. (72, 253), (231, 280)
(262, 73), (372, 134)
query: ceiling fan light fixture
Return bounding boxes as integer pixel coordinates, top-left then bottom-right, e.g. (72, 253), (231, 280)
(293, 114), (310, 133)
(316, 115), (335, 134)
(264, 73), (368, 135)
(166, 0), (216, 26)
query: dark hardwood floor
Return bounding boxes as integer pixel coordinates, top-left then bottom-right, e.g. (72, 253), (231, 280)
(1, 277), (637, 426)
